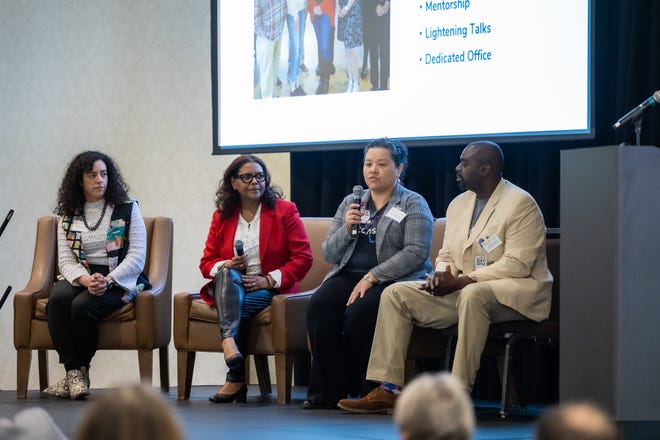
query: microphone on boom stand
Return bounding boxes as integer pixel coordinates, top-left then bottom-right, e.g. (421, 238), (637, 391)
(1, 210), (15, 312)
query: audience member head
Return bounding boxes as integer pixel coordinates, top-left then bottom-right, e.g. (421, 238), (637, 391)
(214, 154), (283, 217)
(54, 150), (129, 217)
(363, 137), (409, 179)
(535, 401), (618, 440)
(456, 140), (503, 197)
(394, 372), (475, 440)
(75, 384), (184, 440)
(0, 407), (66, 440)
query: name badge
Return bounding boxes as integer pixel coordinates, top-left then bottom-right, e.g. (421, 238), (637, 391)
(480, 234), (503, 253)
(475, 255), (488, 269)
(71, 220), (87, 232)
(385, 206), (407, 223)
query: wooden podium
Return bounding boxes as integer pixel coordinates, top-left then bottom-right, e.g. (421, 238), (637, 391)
(560, 146), (660, 429)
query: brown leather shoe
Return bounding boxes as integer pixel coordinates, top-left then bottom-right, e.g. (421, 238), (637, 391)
(337, 387), (397, 414)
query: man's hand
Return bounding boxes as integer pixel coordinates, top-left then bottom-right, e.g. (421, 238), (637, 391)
(419, 265), (475, 296)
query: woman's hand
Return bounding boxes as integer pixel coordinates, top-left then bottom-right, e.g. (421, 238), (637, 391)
(346, 278), (373, 306)
(345, 202), (362, 234)
(87, 273), (109, 296)
(225, 255), (248, 272)
(241, 274), (270, 292)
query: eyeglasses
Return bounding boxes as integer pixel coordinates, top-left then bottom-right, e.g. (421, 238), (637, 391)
(236, 172), (266, 183)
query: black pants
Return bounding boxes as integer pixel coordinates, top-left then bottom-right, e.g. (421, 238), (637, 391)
(306, 272), (390, 406)
(367, 13), (390, 90)
(47, 265), (125, 371)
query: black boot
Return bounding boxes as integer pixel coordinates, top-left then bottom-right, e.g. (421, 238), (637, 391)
(210, 267), (244, 340)
(208, 267), (248, 403)
(209, 354), (247, 403)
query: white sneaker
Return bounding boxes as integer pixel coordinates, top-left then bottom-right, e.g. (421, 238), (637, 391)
(352, 81), (361, 93)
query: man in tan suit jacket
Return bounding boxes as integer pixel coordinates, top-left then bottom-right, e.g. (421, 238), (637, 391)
(339, 140), (553, 413)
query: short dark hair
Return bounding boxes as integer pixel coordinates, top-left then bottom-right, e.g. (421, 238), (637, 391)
(54, 151), (129, 217)
(363, 137), (409, 178)
(214, 154), (283, 217)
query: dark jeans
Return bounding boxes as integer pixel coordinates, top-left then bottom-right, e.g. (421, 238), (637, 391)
(306, 271), (390, 406)
(47, 265), (125, 371)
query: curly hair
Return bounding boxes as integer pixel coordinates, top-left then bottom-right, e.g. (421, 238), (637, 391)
(54, 151), (130, 217)
(214, 155), (283, 218)
(363, 137), (409, 179)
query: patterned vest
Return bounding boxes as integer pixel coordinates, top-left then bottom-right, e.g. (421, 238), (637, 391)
(62, 201), (151, 302)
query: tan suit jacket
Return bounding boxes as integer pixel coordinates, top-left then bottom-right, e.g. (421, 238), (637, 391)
(436, 179), (552, 321)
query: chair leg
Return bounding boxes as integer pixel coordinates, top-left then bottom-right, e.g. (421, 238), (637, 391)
(274, 354), (293, 404)
(159, 346), (170, 392)
(138, 349), (154, 386)
(499, 342), (514, 419)
(177, 351), (195, 400)
(16, 349), (32, 398)
(38, 349), (49, 391)
(253, 354), (272, 396)
(445, 336), (455, 371)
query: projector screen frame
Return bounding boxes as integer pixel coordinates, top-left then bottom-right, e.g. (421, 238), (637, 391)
(211, 0), (595, 155)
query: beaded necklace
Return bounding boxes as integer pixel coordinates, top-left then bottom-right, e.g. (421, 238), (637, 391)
(83, 201), (107, 231)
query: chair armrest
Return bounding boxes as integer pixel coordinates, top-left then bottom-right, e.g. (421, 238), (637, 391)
(143, 217), (172, 296)
(14, 217), (58, 348)
(173, 291), (201, 350)
(135, 217), (173, 348)
(13, 290), (38, 349)
(271, 288), (317, 353)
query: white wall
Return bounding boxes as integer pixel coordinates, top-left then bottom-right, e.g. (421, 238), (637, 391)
(0, 0), (291, 391)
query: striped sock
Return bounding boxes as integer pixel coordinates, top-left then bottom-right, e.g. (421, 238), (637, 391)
(379, 382), (402, 395)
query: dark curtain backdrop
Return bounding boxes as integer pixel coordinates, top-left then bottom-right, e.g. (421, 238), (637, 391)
(291, 0), (660, 228)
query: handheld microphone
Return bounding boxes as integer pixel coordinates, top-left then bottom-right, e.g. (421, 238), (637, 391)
(613, 91), (660, 129)
(351, 185), (363, 238)
(234, 240), (245, 256)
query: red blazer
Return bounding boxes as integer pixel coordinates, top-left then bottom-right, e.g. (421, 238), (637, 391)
(199, 199), (313, 305)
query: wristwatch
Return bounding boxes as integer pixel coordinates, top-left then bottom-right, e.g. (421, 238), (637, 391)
(362, 273), (378, 284)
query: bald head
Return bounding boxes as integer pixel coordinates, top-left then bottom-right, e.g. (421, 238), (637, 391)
(465, 141), (503, 176)
(455, 140), (504, 198)
(536, 402), (618, 440)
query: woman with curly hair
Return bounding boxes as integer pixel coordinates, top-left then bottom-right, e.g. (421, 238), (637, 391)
(44, 151), (149, 400)
(199, 155), (313, 403)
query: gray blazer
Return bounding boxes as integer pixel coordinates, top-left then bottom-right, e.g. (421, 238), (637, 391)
(322, 183), (434, 283)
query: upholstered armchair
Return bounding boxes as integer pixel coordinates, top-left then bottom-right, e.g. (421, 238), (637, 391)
(174, 217), (333, 403)
(13, 216), (173, 398)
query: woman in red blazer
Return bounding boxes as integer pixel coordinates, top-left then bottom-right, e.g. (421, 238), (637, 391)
(199, 155), (313, 404)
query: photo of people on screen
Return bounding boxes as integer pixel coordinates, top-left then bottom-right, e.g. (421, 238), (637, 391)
(253, 0), (390, 99)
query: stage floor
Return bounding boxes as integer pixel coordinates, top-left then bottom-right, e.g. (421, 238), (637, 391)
(0, 385), (540, 439)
